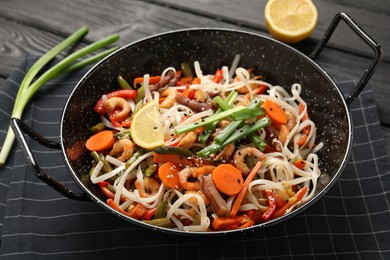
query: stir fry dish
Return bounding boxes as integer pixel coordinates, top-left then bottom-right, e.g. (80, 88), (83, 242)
(85, 58), (322, 232)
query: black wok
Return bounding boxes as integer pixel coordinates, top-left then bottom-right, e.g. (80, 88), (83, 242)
(12, 13), (382, 235)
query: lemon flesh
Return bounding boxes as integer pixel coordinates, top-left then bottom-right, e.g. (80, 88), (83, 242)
(130, 101), (164, 149)
(264, 0), (318, 44)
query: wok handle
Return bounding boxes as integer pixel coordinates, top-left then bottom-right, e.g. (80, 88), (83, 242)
(309, 12), (383, 105)
(10, 118), (89, 201)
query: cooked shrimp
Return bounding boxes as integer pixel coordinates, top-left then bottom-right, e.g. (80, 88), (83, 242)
(109, 138), (134, 162)
(195, 90), (207, 102)
(185, 190), (210, 206)
(278, 125), (290, 145)
(233, 147), (264, 175)
(218, 119), (230, 129)
(285, 111), (296, 131)
(104, 97), (131, 121)
(177, 131), (197, 149)
(193, 165), (216, 178)
(179, 167), (201, 191)
(160, 87), (177, 108)
(214, 143), (235, 161)
(135, 177), (160, 198)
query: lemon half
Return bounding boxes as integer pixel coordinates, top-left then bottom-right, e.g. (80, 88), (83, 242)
(264, 0), (318, 44)
(130, 101), (164, 149)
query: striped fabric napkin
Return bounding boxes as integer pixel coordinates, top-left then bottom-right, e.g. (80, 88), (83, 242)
(1, 57), (389, 259)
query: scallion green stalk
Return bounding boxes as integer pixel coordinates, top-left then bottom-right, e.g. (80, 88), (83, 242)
(0, 26), (120, 166)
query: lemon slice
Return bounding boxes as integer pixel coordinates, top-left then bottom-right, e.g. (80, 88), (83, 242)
(264, 0), (318, 44)
(130, 100), (164, 149)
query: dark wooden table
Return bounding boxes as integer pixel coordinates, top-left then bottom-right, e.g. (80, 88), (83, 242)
(1, 0), (389, 156)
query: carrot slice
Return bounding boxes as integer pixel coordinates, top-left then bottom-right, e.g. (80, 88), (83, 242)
(211, 215), (251, 230)
(158, 162), (181, 189)
(293, 159), (306, 169)
(212, 164), (244, 196)
(133, 75), (161, 88)
(191, 77), (201, 84)
(263, 99), (288, 125)
(85, 130), (115, 152)
(230, 161), (262, 217)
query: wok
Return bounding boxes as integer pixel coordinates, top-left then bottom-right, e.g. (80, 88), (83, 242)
(11, 13), (382, 235)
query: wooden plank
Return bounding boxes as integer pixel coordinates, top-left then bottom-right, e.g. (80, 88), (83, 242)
(146, 0), (390, 61)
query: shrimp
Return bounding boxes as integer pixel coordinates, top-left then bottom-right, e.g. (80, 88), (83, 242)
(193, 165), (216, 178)
(185, 190), (210, 206)
(179, 167), (201, 191)
(109, 138), (134, 162)
(135, 177), (160, 198)
(104, 97), (131, 121)
(218, 119), (230, 129)
(278, 125), (290, 145)
(177, 131), (197, 150)
(285, 111), (296, 131)
(233, 147), (264, 175)
(214, 143), (235, 161)
(160, 87), (177, 108)
(194, 90), (207, 102)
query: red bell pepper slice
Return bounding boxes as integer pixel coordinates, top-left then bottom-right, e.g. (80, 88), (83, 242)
(213, 69), (223, 83)
(94, 89), (138, 115)
(262, 189), (276, 221)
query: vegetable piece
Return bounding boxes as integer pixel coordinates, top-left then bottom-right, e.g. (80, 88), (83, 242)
(142, 218), (171, 227)
(0, 26), (120, 166)
(135, 85), (145, 103)
(263, 99), (288, 125)
(249, 133), (267, 151)
(214, 99), (262, 144)
(174, 106), (245, 135)
(85, 130), (115, 152)
(99, 182), (126, 203)
(145, 164), (157, 177)
(133, 75), (161, 89)
(213, 96), (232, 111)
(181, 63), (193, 77)
(293, 158), (306, 169)
(231, 107), (265, 121)
(213, 69), (223, 83)
(152, 153), (193, 166)
(200, 175), (228, 217)
(273, 186), (308, 219)
(142, 208), (157, 220)
(191, 77), (201, 84)
(91, 151), (113, 173)
(91, 122), (106, 133)
(230, 161), (262, 217)
(261, 190), (276, 221)
(212, 164), (244, 196)
(155, 199), (168, 219)
(154, 146), (193, 157)
(197, 117), (271, 157)
(128, 203), (147, 219)
(125, 148), (144, 168)
(94, 89), (138, 115)
(211, 215), (251, 230)
(158, 162), (181, 189)
(117, 75), (132, 89)
(114, 129), (131, 140)
(198, 90), (238, 143)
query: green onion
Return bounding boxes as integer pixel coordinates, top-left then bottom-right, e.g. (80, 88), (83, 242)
(0, 26), (119, 166)
(174, 105), (245, 135)
(213, 96), (232, 111)
(198, 90), (238, 143)
(249, 133), (267, 151)
(231, 107), (265, 121)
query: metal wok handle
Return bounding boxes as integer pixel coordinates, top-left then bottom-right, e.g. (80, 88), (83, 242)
(309, 12), (383, 105)
(11, 118), (89, 201)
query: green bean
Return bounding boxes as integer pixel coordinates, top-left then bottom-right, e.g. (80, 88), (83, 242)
(135, 85), (144, 103)
(145, 164), (157, 177)
(142, 218), (171, 227)
(114, 129), (131, 140)
(181, 63), (193, 77)
(117, 75), (132, 89)
(154, 199), (168, 219)
(91, 151), (113, 173)
(125, 148), (144, 168)
(91, 122), (106, 133)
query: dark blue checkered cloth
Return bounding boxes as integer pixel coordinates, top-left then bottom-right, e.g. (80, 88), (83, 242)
(1, 57), (389, 259)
